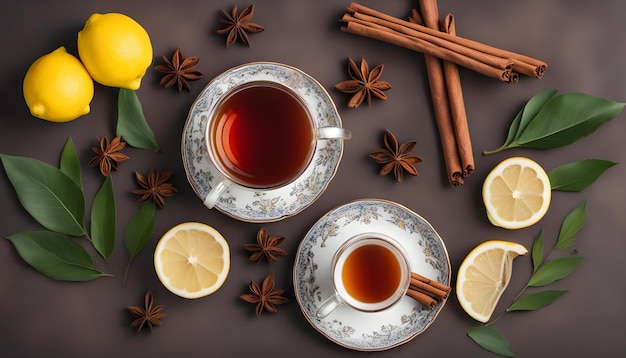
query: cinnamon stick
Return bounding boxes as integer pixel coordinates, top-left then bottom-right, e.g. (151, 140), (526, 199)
(406, 272), (451, 309)
(410, 278), (449, 301)
(341, 16), (514, 83)
(411, 272), (451, 294)
(406, 288), (437, 309)
(341, 2), (547, 80)
(414, 0), (462, 186)
(348, 1), (548, 77)
(346, 12), (515, 72)
(440, 14), (474, 177)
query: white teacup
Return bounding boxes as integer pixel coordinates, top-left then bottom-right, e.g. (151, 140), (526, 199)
(203, 80), (351, 209)
(316, 233), (411, 319)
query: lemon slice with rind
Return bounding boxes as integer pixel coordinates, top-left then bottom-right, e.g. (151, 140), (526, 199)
(154, 222), (230, 299)
(482, 156), (551, 229)
(456, 240), (528, 323)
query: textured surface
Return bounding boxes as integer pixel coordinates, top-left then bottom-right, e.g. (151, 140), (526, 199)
(1, 1), (625, 357)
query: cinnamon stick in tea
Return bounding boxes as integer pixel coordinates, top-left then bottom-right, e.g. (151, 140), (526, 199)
(440, 14), (474, 176)
(411, 272), (451, 294)
(406, 288), (437, 309)
(406, 271), (450, 309)
(410, 278), (449, 301)
(410, 279), (448, 302)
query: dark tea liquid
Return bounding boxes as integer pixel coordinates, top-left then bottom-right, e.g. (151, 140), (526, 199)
(212, 83), (315, 188)
(341, 243), (402, 303)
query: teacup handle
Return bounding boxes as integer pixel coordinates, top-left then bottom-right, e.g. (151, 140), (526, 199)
(318, 127), (352, 140)
(203, 176), (233, 209)
(315, 293), (344, 319)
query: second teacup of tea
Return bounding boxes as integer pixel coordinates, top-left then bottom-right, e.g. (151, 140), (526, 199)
(203, 80), (351, 209)
(315, 233), (411, 319)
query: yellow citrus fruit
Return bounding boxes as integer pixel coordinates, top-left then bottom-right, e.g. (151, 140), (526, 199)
(22, 46), (94, 122)
(154, 222), (230, 299)
(456, 240), (528, 323)
(77, 13), (152, 90)
(482, 156), (551, 229)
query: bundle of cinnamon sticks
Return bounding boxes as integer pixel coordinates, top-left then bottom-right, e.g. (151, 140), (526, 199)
(406, 272), (451, 309)
(340, 1), (547, 186)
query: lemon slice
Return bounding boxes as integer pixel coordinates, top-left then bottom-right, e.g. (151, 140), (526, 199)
(482, 156), (551, 229)
(456, 240), (528, 323)
(154, 222), (230, 299)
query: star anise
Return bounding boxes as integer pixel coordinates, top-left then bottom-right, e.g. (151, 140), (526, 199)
(243, 227), (288, 263)
(88, 136), (129, 176)
(216, 4), (265, 47)
(131, 169), (178, 208)
(335, 57), (392, 108)
(154, 48), (204, 92)
(240, 273), (289, 316)
(369, 129), (422, 183)
(127, 290), (167, 332)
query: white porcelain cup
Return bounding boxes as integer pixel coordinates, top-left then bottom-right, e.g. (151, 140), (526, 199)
(315, 233), (411, 319)
(203, 80), (351, 209)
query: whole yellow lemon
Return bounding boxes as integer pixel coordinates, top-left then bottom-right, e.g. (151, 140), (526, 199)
(23, 46), (94, 122)
(77, 13), (153, 90)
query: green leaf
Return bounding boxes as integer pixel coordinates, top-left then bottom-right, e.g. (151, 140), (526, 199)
(556, 200), (586, 250)
(495, 89), (558, 152)
(514, 93), (624, 148)
(531, 228), (544, 273)
(507, 290), (568, 312)
(528, 256), (584, 287)
(484, 92), (625, 154)
(549, 159), (617, 192)
(60, 137), (82, 191)
(123, 201), (156, 282)
(467, 326), (515, 357)
(91, 176), (116, 259)
(6, 231), (108, 281)
(116, 89), (159, 151)
(0, 154), (85, 236)
(516, 88), (558, 141)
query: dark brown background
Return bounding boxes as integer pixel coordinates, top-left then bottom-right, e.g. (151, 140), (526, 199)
(1, 1), (625, 357)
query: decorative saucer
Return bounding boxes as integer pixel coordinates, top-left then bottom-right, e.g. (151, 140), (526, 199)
(293, 199), (451, 351)
(181, 62), (344, 223)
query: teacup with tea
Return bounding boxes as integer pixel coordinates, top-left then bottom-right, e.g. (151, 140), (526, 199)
(203, 80), (351, 209)
(315, 232), (412, 319)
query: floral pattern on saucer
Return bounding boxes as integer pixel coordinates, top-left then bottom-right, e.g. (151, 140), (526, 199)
(181, 62), (344, 222)
(293, 199), (451, 351)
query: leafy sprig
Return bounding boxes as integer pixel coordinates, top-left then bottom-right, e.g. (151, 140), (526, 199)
(468, 201), (587, 357)
(2, 137), (162, 283)
(1, 138), (112, 280)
